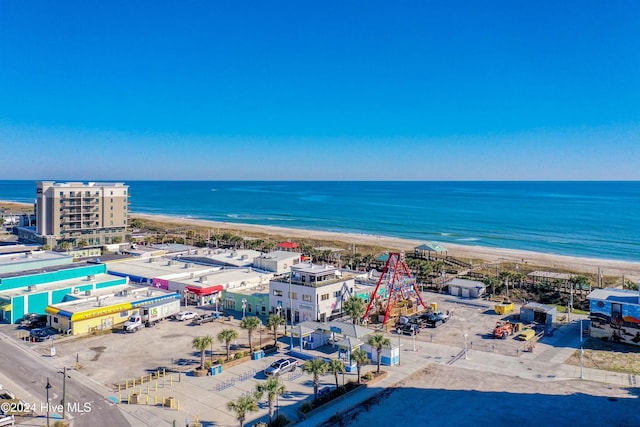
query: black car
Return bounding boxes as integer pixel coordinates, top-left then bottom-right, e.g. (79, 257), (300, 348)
(420, 312), (444, 328)
(396, 323), (420, 335)
(21, 314), (48, 329)
(29, 327), (58, 342)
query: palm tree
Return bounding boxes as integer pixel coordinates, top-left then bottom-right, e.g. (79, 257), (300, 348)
(227, 394), (259, 427)
(366, 334), (390, 374)
(255, 376), (286, 425)
(302, 358), (328, 402)
(266, 314), (284, 346)
(362, 254), (375, 271)
(218, 329), (239, 361)
(350, 349), (369, 384)
(240, 316), (261, 350)
(327, 359), (345, 390)
(343, 296), (365, 325)
(192, 335), (213, 370)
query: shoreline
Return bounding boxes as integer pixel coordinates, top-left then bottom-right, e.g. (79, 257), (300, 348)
(131, 212), (640, 279)
(2, 200), (639, 278)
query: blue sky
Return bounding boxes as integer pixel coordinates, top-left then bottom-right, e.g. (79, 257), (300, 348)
(1, 1), (639, 180)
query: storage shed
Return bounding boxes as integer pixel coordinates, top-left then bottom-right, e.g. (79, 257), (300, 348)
(519, 302), (557, 329)
(447, 278), (486, 298)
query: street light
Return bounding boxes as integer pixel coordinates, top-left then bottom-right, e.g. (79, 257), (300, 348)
(464, 333), (469, 360)
(57, 367), (71, 420)
(242, 298), (247, 319)
(45, 377), (52, 427)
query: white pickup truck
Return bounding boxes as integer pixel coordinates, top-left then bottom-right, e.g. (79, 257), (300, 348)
(264, 358), (298, 377)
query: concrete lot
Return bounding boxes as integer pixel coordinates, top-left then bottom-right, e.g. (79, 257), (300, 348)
(2, 292), (593, 426)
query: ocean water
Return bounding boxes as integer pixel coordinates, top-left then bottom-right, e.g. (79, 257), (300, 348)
(1, 181), (639, 262)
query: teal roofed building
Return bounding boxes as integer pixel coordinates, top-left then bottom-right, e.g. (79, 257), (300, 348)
(0, 251), (127, 324)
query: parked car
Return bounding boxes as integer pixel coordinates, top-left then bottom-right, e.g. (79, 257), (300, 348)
(21, 314), (48, 329)
(396, 323), (420, 335)
(433, 311), (450, 323)
(29, 327), (58, 342)
(174, 311), (197, 321)
(19, 313), (41, 323)
(264, 358), (298, 377)
(397, 315), (421, 327)
(420, 312), (444, 328)
(192, 313), (219, 325)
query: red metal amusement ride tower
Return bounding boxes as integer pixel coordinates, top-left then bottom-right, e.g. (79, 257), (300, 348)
(363, 252), (427, 325)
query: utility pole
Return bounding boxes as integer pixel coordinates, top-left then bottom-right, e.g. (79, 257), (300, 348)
(289, 272), (294, 350)
(45, 378), (51, 427)
(58, 367), (71, 420)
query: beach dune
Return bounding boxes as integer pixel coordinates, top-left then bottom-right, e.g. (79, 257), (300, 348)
(132, 213), (640, 280)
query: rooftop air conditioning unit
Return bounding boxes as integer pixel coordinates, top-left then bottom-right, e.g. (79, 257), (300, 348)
(200, 276), (208, 283)
(73, 288), (79, 294)
(85, 290), (92, 296)
(87, 274), (95, 280)
(27, 285), (36, 292)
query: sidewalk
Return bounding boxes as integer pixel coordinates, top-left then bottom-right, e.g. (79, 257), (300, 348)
(293, 318), (635, 427)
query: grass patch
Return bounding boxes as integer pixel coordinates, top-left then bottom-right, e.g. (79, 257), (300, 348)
(554, 305), (588, 315)
(565, 338), (640, 375)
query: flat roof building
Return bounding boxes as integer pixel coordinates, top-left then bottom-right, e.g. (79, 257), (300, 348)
(269, 263), (356, 323)
(0, 257), (128, 324)
(46, 286), (179, 335)
(180, 249), (264, 268)
(253, 250), (302, 273)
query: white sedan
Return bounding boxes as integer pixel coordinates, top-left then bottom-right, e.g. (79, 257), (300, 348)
(174, 311), (197, 321)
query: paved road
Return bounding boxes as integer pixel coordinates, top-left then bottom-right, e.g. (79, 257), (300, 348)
(0, 333), (129, 427)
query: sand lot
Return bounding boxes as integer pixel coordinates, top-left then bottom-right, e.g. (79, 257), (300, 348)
(332, 364), (639, 427)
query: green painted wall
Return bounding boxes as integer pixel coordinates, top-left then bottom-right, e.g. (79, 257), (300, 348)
(96, 279), (125, 289)
(222, 291), (269, 317)
(11, 296), (25, 324)
(27, 292), (49, 317)
(52, 288), (69, 303)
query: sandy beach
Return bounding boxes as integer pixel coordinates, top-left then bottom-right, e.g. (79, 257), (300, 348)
(2, 199), (639, 279)
(131, 212), (640, 280)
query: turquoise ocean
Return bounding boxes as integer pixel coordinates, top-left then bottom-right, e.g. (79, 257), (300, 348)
(1, 181), (638, 262)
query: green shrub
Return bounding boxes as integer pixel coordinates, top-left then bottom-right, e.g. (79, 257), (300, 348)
(300, 402), (313, 413)
(204, 360), (213, 369)
(273, 414), (289, 427)
(363, 372), (374, 381)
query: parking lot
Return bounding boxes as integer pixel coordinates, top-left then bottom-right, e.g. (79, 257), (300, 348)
(1, 292), (574, 425)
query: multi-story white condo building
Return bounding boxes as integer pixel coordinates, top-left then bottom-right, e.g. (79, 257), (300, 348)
(35, 181), (129, 248)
